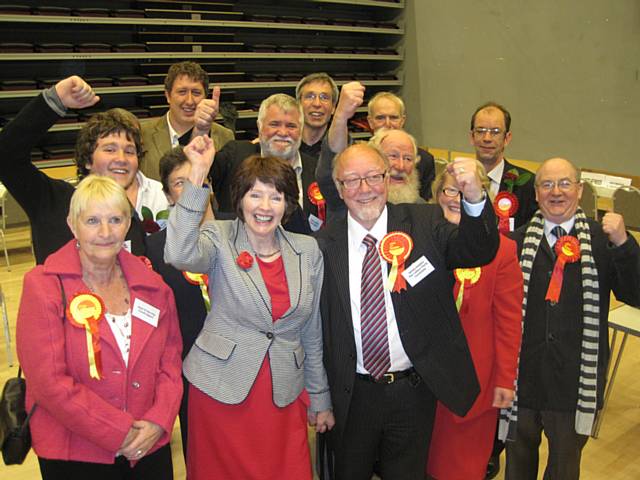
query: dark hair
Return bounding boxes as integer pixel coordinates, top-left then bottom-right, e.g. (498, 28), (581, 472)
(164, 61), (209, 93)
(75, 108), (142, 179)
(230, 155), (299, 224)
(159, 146), (189, 194)
(470, 102), (512, 132)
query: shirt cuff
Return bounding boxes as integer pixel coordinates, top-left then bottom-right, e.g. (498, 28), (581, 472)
(42, 85), (67, 117)
(461, 193), (487, 217)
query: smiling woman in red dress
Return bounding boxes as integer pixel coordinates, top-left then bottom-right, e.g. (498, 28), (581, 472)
(427, 166), (523, 480)
(164, 134), (334, 480)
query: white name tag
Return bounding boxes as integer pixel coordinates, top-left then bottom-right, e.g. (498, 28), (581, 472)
(132, 298), (160, 328)
(509, 217), (515, 232)
(402, 256), (435, 287)
(308, 214), (323, 232)
(122, 240), (132, 253)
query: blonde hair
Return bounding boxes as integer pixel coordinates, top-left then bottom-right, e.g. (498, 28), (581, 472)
(367, 91), (406, 118)
(68, 176), (132, 230)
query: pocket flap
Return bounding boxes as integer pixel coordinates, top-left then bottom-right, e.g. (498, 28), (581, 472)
(195, 331), (237, 360)
(293, 345), (306, 368)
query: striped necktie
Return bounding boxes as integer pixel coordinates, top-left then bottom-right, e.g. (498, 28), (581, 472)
(360, 234), (390, 379)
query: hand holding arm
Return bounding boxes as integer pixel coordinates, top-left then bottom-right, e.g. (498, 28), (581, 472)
(184, 135), (216, 186)
(601, 212), (628, 247)
(448, 157), (484, 203)
(54, 76), (100, 109)
(192, 86), (221, 137)
(119, 420), (164, 460)
(328, 81), (365, 153)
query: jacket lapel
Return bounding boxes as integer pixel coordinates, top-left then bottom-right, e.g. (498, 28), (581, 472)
(278, 229), (302, 319)
(151, 119), (171, 163)
(386, 205), (413, 316)
(325, 217), (352, 328)
(128, 296), (156, 369)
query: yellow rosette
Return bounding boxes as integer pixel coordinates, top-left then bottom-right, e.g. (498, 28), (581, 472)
(379, 232), (414, 293)
(454, 267), (482, 312)
(67, 293), (105, 380)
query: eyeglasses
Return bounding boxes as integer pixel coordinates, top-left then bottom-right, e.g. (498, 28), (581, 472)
(302, 92), (332, 104)
(441, 187), (461, 198)
(472, 127), (503, 137)
(337, 172), (387, 190)
(536, 179), (581, 192)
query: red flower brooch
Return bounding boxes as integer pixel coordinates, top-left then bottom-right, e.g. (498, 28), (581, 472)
(236, 251), (253, 270)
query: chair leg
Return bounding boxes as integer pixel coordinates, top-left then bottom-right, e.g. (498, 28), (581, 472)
(1, 288), (12, 367)
(0, 229), (9, 271)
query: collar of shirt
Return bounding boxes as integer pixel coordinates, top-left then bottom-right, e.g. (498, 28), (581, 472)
(487, 159), (505, 198)
(543, 217), (576, 246)
(166, 112), (181, 148)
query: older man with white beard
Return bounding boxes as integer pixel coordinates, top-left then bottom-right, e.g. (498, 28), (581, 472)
(208, 93), (321, 234)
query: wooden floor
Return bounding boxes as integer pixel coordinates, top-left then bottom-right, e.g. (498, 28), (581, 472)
(1, 226), (639, 479)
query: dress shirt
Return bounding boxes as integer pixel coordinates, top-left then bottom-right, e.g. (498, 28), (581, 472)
(347, 206), (412, 374)
(543, 217), (576, 248)
(487, 159), (505, 200)
(134, 171), (170, 222)
(166, 113), (181, 148)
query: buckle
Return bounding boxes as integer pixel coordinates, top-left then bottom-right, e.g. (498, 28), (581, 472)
(381, 372), (395, 384)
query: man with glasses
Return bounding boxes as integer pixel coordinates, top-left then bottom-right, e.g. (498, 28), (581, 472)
(296, 73), (339, 160)
(501, 157), (640, 480)
(316, 142), (499, 479)
(470, 102), (537, 230)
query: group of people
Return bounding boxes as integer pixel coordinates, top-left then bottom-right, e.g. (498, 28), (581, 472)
(1, 60), (638, 480)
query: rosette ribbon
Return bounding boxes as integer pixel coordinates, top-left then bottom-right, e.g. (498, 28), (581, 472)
(307, 182), (326, 225)
(67, 292), (105, 380)
(183, 271), (211, 312)
(379, 231), (414, 293)
(545, 236), (581, 303)
(454, 267), (482, 314)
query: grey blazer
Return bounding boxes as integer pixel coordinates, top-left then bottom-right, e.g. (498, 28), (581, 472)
(164, 182), (331, 412)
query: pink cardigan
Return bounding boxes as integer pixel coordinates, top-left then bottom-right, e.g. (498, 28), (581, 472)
(16, 241), (183, 464)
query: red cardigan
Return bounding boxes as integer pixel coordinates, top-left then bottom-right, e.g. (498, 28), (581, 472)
(451, 234), (523, 420)
(16, 241), (183, 464)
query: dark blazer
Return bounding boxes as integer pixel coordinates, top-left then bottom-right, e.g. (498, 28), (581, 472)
(511, 220), (640, 411)
(417, 147), (436, 201)
(209, 140), (319, 234)
(316, 201), (500, 442)
(500, 159), (538, 229)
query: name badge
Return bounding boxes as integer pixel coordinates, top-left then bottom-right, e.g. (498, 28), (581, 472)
(402, 256), (434, 287)
(509, 217), (515, 232)
(308, 213), (323, 232)
(122, 240), (132, 253)
(132, 298), (160, 327)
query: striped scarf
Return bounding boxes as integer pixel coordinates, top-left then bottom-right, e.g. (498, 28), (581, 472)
(499, 208), (600, 440)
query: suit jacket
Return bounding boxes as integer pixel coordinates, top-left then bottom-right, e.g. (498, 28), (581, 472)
(316, 201), (499, 441)
(209, 140), (319, 234)
(164, 182), (331, 413)
(511, 219), (640, 411)
(500, 159), (538, 229)
(140, 115), (234, 181)
(16, 241), (183, 464)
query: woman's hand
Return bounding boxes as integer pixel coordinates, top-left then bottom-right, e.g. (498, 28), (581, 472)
(118, 420), (164, 460)
(308, 409), (336, 433)
(184, 134), (216, 187)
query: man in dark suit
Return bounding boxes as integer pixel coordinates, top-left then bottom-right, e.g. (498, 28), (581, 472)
(316, 143), (499, 480)
(503, 157), (640, 480)
(209, 93), (320, 234)
(470, 102), (537, 231)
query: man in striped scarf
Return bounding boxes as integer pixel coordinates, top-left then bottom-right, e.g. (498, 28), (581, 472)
(503, 157), (640, 480)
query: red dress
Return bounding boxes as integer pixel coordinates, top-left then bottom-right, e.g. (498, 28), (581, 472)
(187, 256), (312, 480)
(427, 235), (523, 480)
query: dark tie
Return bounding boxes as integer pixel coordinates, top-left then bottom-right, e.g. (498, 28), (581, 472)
(552, 226), (567, 245)
(360, 234), (390, 379)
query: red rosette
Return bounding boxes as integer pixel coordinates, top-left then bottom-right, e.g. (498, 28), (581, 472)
(493, 191), (520, 233)
(545, 236), (581, 303)
(379, 231), (414, 292)
(236, 250), (254, 270)
(307, 182), (326, 225)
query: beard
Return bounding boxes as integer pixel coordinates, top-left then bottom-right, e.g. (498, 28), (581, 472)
(260, 135), (302, 161)
(387, 168), (421, 204)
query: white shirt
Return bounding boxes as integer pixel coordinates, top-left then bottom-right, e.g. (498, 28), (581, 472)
(105, 310), (132, 365)
(487, 159), (505, 200)
(166, 112), (181, 148)
(135, 171), (170, 226)
(347, 207), (413, 374)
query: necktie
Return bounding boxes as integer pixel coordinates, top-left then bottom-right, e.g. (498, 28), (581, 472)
(360, 234), (390, 379)
(552, 226), (567, 245)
